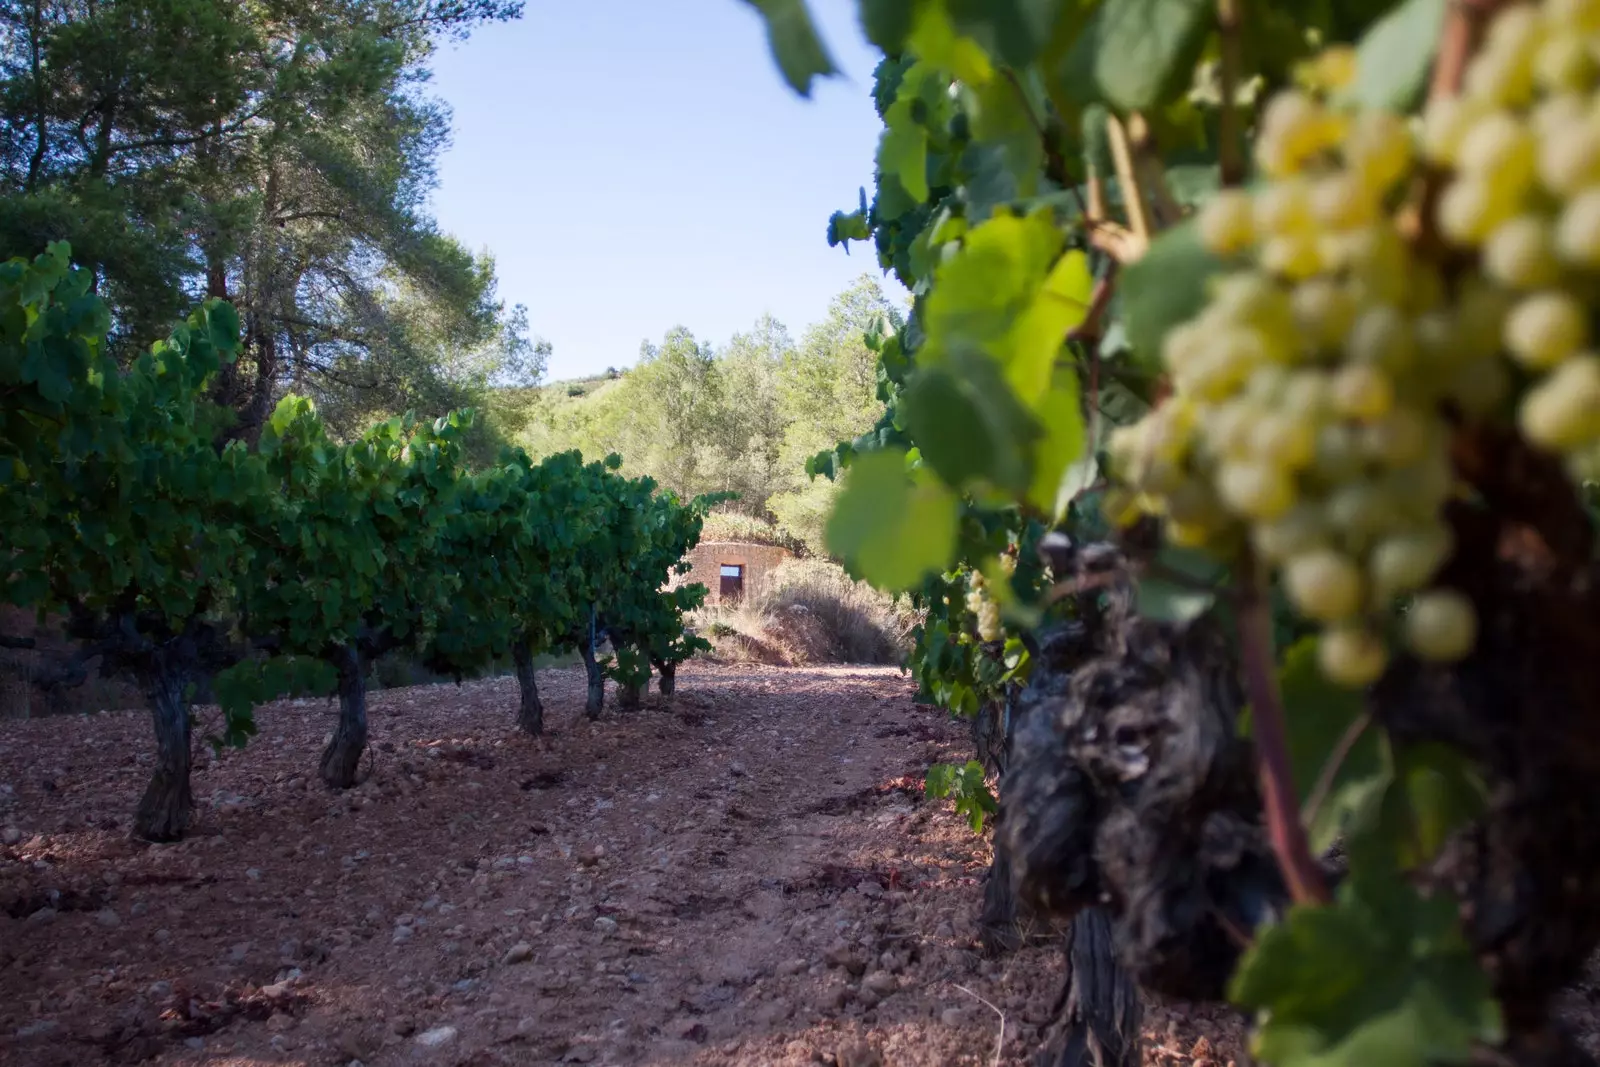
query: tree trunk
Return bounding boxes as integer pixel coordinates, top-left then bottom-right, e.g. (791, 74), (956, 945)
(512, 641), (543, 736)
(133, 657), (194, 842)
(618, 680), (642, 710)
(1036, 909), (1143, 1067)
(319, 644), (367, 789)
(578, 621), (604, 719)
(655, 659), (676, 697)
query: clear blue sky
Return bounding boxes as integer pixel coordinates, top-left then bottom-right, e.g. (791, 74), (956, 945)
(424, 0), (908, 382)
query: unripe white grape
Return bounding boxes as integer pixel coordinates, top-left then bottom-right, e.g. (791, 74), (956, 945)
(1435, 176), (1516, 246)
(1531, 92), (1588, 139)
(1282, 370), (1333, 420)
(1360, 407), (1433, 466)
(1504, 290), (1588, 368)
(1339, 224), (1412, 305)
(1326, 479), (1402, 549)
(1260, 233), (1324, 280)
(1318, 625), (1390, 687)
(1404, 590), (1478, 661)
(1444, 356), (1512, 416)
(1313, 422), (1366, 482)
(1555, 187), (1600, 265)
(1252, 504), (1329, 562)
(1203, 399), (1258, 459)
(1453, 280), (1515, 360)
(1310, 171), (1380, 230)
(1382, 452), (1456, 518)
(1463, 44), (1537, 108)
(1216, 460), (1296, 520)
(1536, 116), (1600, 195)
(1369, 524), (1454, 600)
(1343, 110), (1414, 192)
(1284, 548), (1364, 621)
(1253, 179), (1315, 236)
(1199, 189), (1257, 255)
(1517, 352), (1600, 449)
(1485, 3), (1546, 57)
(1483, 215), (1561, 288)
(1249, 412), (1317, 469)
(1331, 363), (1394, 420)
(1344, 304), (1418, 373)
(1533, 33), (1594, 91)
(1292, 278), (1358, 352)
(1164, 477), (1226, 527)
(1256, 91), (1335, 177)
(1457, 112), (1537, 195)
(1421, 96), (1487, 164)
(1547, 0), (1600, 32)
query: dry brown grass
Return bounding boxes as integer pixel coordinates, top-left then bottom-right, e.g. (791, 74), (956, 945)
(692, 558), (917, 666)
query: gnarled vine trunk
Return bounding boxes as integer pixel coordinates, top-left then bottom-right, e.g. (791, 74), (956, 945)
(617, 680), (642, 710)
(319, 644), (367, 789)
(1038, 909), (1143, 1067)
(1002, 514), (1600, 1065)
(512, 640), (543, 736)
(654, 658), (676, 696)
(133, 653), (194, 842)
(578, 619), (604, 718)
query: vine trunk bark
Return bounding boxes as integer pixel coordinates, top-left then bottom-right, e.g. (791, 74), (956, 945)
(512, 641), (543, 736)
(654, 659), (676, 696)
(133, 655), (194, 842)
(319, 644), (367, 789)
(1038, 909), (1143, 1067)
(578, 630), (604, 718)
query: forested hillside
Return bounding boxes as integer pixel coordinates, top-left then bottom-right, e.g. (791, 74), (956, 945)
(517, 275), (904, 554)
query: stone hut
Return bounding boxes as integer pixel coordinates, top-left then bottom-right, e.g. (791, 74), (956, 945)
(675, 541), (792, 603)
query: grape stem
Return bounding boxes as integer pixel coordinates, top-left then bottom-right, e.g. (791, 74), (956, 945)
(1216, 0), (1245, 187)
(1236, 558), (1330, 905)
(1105, 113), (1152, 252)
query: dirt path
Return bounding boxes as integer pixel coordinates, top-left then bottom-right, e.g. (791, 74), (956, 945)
(0, 664), (1244, 1066)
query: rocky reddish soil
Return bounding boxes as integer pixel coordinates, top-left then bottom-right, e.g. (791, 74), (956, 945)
(0, 664), (1246, 1066)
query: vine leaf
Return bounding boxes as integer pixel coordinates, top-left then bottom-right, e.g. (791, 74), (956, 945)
(1134, 544), (1222, 623)
(1338, 0), (1448, 112)
(1118, 217), (1228, 371)
(1273, 637), (1381, 852)
(826, 447), (958, 591)
(741, 0), (839, 97)
(1057, 0), (1215, 111)
(1231, 867), (1502, 1067)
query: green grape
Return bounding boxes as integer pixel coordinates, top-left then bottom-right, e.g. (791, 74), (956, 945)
(1458, 111), (1539, 197)
(1331, 363), (1395, 420)
(1360, 407), (1433, 466)
(1249, 412), (1317, 469)
(1443, 355), (1512, 416)
(1344, 304), (1418, 373)
(1342, 110), (1414, 193)
(1325, 478), (1402, 549)
(1536, 116), (1600, 195)
(1532, 34), (1593, 92)
(1369, 523), (1454, 600)
(1282, 370), (1334, 419)
(1404, 589), (1478, 661)
(1517, 352), (1600, 449)
(1483, 215), (1561, 288)
(1422, 95), (1488, 165)
(1199, 189), (1257, 255)
(1318, 625), (1390, 687)
(1503, 290), (1588, 368)
(1284, 548), (1364, 621)
(1261, 233), (1324, 280)
(1292, 278), (1358, 352)
(1252, 504), (1329, 562)
(1554, 186), (1600, 265)
(1436, 176), (1516, 246)
(1217, 460), (1296, 520)
(1313, 422), (1366, 482)
(1253, 178), (1316, 235)
(1311, 171), (1380, 229)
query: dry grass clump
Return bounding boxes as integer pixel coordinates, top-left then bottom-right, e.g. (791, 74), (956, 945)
(692, 558), (917, 666)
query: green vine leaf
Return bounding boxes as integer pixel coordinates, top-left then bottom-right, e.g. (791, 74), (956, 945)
(1118, 217), (1229, 371)
(741, 0), (839, 97)
(1231, 868), (1502, 1067)
(1338, 0), (1448, 113)
(826, 447), (958, 591)
(1059, 0), (1215, 112)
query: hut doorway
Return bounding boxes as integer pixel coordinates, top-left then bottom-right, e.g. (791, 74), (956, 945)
(719, 564), (745, 602)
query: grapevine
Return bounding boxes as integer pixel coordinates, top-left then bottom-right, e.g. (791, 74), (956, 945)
(747, 0), (1600, 1064)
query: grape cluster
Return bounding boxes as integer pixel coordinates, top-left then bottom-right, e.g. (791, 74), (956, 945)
(965, 553), (1016, 643)
(1102, 20), (1578, 684)
(1422, 0), (1600, 474)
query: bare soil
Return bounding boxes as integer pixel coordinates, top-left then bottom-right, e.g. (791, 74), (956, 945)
(0, 664), (1246, 1066)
